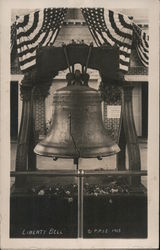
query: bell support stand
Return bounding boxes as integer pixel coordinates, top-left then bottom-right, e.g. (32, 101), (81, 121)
(13, 44), (144, 187)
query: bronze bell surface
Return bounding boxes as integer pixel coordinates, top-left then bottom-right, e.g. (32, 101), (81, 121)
(34, 70), (120, 159)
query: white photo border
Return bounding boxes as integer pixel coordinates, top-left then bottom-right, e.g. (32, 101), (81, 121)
(0, 0), (159, 249)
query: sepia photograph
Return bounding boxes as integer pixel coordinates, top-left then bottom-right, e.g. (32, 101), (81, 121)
(0, 0), (159, 249)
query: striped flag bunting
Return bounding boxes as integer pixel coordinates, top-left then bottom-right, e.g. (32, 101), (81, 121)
(11, 22), (16, 51)
(81, 8), (133, 73)
(13, 8), (149, 73)
(133, 23), (149, 68)
(16, 8), (67, 73)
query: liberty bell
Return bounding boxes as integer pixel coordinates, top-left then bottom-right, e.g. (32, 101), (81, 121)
(34, 70), (120, 159)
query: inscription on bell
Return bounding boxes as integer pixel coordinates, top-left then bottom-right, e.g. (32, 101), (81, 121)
(62, 107), (97, 112)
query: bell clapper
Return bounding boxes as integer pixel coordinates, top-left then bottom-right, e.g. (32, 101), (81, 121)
(97, 156), (103, 160)
(53, 157), (58, 161)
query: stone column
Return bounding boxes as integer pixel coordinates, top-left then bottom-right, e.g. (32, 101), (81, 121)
(121, 83), (141, 185)
(15, 73), (34, 187)
(15, 72), (54, 187)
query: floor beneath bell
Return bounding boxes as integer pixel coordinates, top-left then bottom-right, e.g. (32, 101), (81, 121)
(11, 138), (147, 188)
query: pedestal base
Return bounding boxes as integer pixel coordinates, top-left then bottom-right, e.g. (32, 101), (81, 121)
(10, 179), (147, 238)
(84, 194), (147, 238)
(10, 194), (78, 238)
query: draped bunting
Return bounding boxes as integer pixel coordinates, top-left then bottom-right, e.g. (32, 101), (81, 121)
(15, 8), (67, 72)
(81, 8), (133, 72)
(11, 22), (16, 51)
(11, 8), (149, 74)
(133, 23), (149, 67)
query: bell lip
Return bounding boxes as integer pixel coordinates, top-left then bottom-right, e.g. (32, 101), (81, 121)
(34, 145), (120, 159)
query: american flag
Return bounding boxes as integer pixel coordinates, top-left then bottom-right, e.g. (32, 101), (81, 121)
(16, 8), (67, 72)
(133, 23), (149, 68)
(11, 21), (16, 51)
(81, 8), (133, 72)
